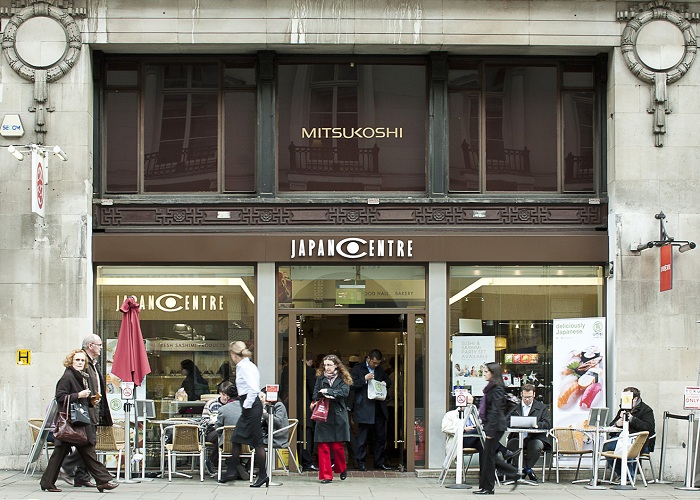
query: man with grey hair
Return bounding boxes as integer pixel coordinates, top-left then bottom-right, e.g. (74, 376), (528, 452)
(60, 334), (114, 487)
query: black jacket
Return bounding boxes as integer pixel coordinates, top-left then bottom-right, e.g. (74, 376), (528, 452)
(312, 375), (350, 443)
(507, 399), (552, 449)
(84, 350), (113, 427)
(55, 367), (96, 445)
(351, 362), (391, 424)
(482, 383), (507, 437)
(609, 399), (656, 451)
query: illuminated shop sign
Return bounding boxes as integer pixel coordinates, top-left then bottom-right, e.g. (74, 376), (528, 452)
(114, 293), (225, 313)
(291, 237), (413, 259)
(301, 127), (403, 139)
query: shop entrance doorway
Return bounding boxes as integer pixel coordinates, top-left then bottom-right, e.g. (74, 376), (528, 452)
(278, 312), (425, 472)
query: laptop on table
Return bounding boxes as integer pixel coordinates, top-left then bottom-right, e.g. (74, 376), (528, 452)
(510, 416), (538, 429)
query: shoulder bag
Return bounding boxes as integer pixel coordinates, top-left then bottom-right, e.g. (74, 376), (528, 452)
(54, 398), (89, 445)
(70, 401), (92, 426)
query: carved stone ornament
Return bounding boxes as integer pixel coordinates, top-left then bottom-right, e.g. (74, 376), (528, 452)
(620, 1), (697, 146)
(2, 1), (82, 144)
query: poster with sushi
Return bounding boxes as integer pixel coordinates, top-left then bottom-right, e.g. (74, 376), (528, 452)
(451, 336), (495, 396)
(552, 318), (606, 428)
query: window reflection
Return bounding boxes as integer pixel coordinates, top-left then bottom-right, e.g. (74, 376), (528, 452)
(278, 64), (426, 192)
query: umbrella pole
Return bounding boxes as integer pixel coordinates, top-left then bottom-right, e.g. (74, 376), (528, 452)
(122, 402), (140, 483)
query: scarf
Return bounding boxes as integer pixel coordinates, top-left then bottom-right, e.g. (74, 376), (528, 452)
(479, 381), (493, 422)
(324, 369), (338, 386)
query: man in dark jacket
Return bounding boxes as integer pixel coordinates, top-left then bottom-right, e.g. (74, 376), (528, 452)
(350, 349), (392, 470)
(60, 334), (113, 487)
(603, 386), (655, 479)
(505, 384), (551, 482)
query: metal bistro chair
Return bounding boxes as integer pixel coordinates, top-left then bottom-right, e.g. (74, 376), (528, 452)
(272, 418), (302, 474)
(165, 424), (205, 481)
(548, 428), (593, 483)
(638, 433), (657, 482)
(95, 424), (126, 480)
(27, 418), (54, 475)
(599, 430), (650, 487)
(217, 425), (236, 482)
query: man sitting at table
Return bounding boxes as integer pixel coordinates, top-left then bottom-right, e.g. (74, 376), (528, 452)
(505, 384), (551, 482)
(603, 386), (655, 481)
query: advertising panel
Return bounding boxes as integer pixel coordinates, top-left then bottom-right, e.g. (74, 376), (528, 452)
(452, 336), (495, 396)
(552, 317), (606, 428)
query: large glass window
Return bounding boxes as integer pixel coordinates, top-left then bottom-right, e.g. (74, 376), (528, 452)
(448, 266), (604, 412)
(278, 63), (427, 192)
(448, 61), (597, 193)
(95, 266), (256, 421)
(103, 60), (256, 194)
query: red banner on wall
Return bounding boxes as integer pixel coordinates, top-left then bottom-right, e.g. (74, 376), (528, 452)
(660, 244), (673, 292)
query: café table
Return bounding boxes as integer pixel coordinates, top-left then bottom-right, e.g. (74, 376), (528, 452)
(505, 427), (549, 486)
(568, 425), (620, 489)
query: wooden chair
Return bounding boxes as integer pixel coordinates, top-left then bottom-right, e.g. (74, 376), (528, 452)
(165, 424), (204, 481)
(95, 424), (125, 480)
(599, 431), (649, 487)
(548, 428), (593, 483)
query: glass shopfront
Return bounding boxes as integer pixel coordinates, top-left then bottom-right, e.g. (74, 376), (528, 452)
(95, 265), (256, 420)
(448, 266), (604, 411)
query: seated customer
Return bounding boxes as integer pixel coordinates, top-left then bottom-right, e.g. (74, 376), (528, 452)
(506, 384), (551, 482)
(602, 386), (655, 480)
(213, 384), (243, 479)
(203, 381), (234, 475)
(260, 389), (290, 448)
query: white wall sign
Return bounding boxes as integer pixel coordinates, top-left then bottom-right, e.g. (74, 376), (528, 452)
(0, 114), (24, 137)
(452, 335), (495, 396)
(684, 386), (700, 410)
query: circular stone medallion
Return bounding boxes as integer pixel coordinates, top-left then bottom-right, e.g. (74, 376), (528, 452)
(14, 16), (67, 68)
(635, 19), (686, 71)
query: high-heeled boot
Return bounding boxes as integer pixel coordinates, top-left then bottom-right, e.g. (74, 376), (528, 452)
(250, 474), (269, 488)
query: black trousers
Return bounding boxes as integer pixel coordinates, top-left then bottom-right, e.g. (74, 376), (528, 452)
(479, 432), (518, 492)
(356, 405), (387, 467)
(298, 420), (315, 467)
(61, 447), (91, 482)
(41, 442), (112, 489)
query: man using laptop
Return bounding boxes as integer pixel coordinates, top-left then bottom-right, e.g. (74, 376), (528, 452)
(505, 384), (551, 482)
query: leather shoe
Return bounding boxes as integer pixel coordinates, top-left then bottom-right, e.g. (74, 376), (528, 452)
(302, 464), (318, 472)
(96, 482), (119, 492)
(340, 470), (347, 480)
(320, 479), (332, 484)
(218, 471), (238, 483)
(236, 465), (249, 481)
(57, 471), (74, 486)
(74, 479), (97, 488)
(374, 464), (393, 471)
(356, 465), (366, 471)
(41, 485), (62, 492)
(472, 489), (494, 495)
(503, 448), (521, 461)
(526, 470), (539, 482)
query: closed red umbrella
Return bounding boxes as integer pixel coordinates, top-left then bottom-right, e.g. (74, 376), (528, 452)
(111, 296), (151, 386)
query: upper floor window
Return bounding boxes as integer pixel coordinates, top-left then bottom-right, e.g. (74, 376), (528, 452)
(103, 59), (256, 194)
(448, 60), (597, 194)
(277, 62), (427, 192)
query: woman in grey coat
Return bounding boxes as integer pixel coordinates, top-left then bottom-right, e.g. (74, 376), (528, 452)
(311, 354), (351, 483)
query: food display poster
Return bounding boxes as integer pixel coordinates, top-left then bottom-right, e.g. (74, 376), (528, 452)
(451, 336), (495, 396)
(552, 318), (606, 428)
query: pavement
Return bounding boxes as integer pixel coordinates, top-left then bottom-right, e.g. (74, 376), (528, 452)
(1, 469), (700, 500)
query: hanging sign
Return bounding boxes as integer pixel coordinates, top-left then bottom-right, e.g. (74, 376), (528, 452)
(31, 149), (46, 218)
(121, 381), (135, 400)
(660, 244), (673, 292)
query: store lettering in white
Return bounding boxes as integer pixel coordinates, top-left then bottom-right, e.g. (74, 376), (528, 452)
(115, 294), (224, 313)
(291, 237), (413, 259)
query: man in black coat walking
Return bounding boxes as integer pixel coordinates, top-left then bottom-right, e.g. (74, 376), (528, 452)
(505, 384), (551, 482)
(350, 349), (392, 471)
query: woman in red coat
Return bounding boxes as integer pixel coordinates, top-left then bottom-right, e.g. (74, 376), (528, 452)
(40, 350), (118, 493)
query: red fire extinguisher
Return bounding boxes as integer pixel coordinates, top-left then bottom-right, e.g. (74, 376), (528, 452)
(414, 420), (425, 461)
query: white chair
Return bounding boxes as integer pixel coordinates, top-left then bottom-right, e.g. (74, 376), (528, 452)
(272, 418), (301, 473)
(599, 430), (650, 487)
(638, 433), (657, 482)
(165, 424), (204, 481)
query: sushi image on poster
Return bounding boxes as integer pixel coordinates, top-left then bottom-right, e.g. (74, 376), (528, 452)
(552, 318), (606, 428)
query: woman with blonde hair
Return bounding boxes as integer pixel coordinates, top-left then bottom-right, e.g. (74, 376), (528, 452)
(40, 350), (118, 493)
(219, 341), (269, 487)
(311, 354), (352, 483)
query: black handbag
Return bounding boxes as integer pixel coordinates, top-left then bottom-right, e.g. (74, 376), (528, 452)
(54, 399), (89, 445)
(70, 402), (91, 426)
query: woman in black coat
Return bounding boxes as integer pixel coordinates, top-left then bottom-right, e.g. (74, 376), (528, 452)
(40, 350), (118, 493)
(311, 354), (351, 483)
(474, 362), (520, 495)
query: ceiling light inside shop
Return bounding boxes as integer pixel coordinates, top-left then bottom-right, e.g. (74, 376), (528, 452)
(448, 276), (602, 305)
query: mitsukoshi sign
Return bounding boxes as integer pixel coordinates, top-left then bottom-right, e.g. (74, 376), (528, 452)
(291, 237), (413, 259)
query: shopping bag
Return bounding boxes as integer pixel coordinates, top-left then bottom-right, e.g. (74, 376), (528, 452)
(311, 398), (330, 422)
(368, 379), (387, 401)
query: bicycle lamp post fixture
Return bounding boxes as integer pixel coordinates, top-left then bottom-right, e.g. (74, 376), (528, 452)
(632, 212), (696, 254)
(5, 143), (68, 218)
